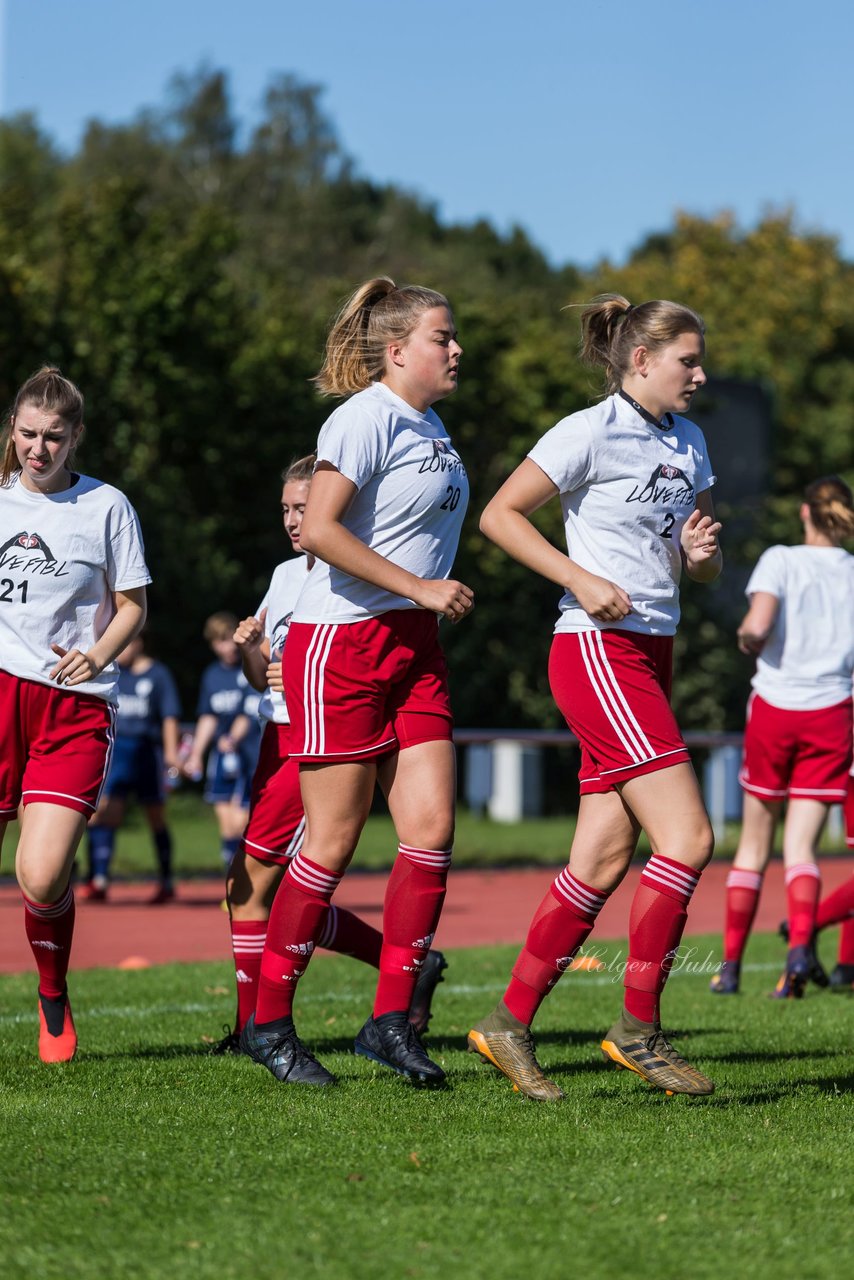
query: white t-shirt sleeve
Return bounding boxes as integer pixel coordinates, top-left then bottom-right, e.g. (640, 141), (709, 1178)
(692, 425), (716, 494)
(104, 499), (151, 592)
(316, 400), (385, 490)
(527, 414), (595, 495)
(746, 546), (786, 599)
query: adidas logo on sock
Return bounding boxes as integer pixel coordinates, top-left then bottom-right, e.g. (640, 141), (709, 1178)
(31, 940), (61, 951)
(235, 969), (251, 983)
(411, 933), (434, 950)
(285, 942), (315, 957)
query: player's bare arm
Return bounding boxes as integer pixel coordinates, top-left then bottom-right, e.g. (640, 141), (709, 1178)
(301, 464), (474, 623)
(234, 608), (270, 691)
(737, 590), (780, 655)
(49, 586), (147, 687)
(481, 459), (632, 622)
(681, 491), (723, 582)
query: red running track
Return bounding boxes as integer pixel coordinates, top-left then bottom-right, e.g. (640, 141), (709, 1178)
(0, 857), (851, 974)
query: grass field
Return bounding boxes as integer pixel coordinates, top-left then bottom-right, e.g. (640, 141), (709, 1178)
(10, 791), (848, 883)
(1, 932), (851, 1280)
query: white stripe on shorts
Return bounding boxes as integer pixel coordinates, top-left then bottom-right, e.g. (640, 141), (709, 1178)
(303, 624), (338, 756)
(579, 631), (655, 765)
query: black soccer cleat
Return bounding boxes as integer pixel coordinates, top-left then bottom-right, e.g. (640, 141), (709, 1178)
(354, 1011), (446, 1087)
(777, 922), (828, 988)
(829, 963), (854, 992)
(408, 950), (448, 1035)
(209, 1026), (242, 1056)
(771, 945), (812, 999)
(240, 1013), (336, 1085)
(709, 960), (740, 995)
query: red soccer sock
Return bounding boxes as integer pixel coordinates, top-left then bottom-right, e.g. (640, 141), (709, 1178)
(624, 854), (700, 1024)
(24, 886), (75, 999)
(815, 875), (854, 932)
(230, 919), (267, 1034)
(317, 904), (382, 968)
(838, 917), (854, 966)
(785, 862), (821, 948)
(504, 867), (609, 1025)
(254, 853), (341, 1025)
(374, 843), (451, 1018)
(722, 868), (763, 964)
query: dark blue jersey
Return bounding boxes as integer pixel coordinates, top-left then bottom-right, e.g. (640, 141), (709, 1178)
(115, 660), (181, 742)
(196, 661), (256, 739)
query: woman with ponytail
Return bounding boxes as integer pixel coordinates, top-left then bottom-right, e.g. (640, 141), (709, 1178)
(0, 367), (149, 1062)
(468, 295), (721, 1100)
(240, 278), (471, 1089)
(711, 475), (854, 998)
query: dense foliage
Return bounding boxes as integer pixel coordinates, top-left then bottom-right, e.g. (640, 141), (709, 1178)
(1, 70), (852, 727)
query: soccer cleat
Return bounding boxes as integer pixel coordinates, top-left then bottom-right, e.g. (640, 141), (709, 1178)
(79, 879), (108, 903)
(709, 960), (740, 995)
(777, 921), (828, 987)
(38, 991), (78, 1063)
(240, 1014), (335, 1085)
(408, 949), (448, 1035)
(771, 945), (812, 999)
(148, 883), (175, 905)
(600, 1014), (714, 1096)
(467, 1023), (564, 1101)
(828, 963), (854, 992)
(209, 1026), (242, 1055)
(354, 1012), (446, 1087)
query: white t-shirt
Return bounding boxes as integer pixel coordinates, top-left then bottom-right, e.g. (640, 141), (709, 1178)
(746, 544), (854, 710)
(256, 556), (310, 724)
(0, 473), (151, 702)
(293, 382), (469, 623)
(528, 393), (716, 636)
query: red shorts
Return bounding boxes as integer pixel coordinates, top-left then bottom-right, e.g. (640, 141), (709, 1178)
(284, 610), (453, 763)
(548, 630), (690, 794)
(241, 722), (304, 866)
(739, 693), (853, 804)
(0, 669), (116, 818)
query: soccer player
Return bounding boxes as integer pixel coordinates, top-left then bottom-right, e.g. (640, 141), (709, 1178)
(240, 277), (472, 1088)
(0, 366), (149, 1062)
(83, 631), (181, 903)
(710, 477), (854, 997)
(468, 295), (721, 1099)
(212, 455), (446, 1054)
(182, 612), (261, 871)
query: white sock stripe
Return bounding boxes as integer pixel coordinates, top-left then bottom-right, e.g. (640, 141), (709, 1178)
(398, 844), (453, 870)
(726, 869), (763, 891)
(785, 863), (821, 885)
(645, 855), (700, 886)
(641, 857), (700, 900)
(232, 937), (267, 954)
(25, 885), (74, 918)
(287, 853), (341, 898)
(580, 632), (656, 764)
(316, 904), (338, 949)
(554, 868), (607, 916)
(398, 843), (453, 857)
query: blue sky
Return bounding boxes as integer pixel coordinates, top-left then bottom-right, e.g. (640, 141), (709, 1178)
(1, 0), (853, 268)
